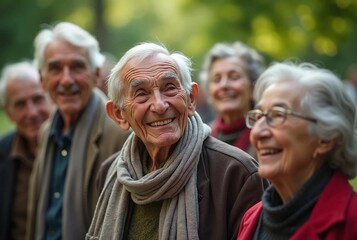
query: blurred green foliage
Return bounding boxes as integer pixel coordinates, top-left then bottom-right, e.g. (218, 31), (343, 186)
(1, 0), (356, 190)
(1, 0), (357, 129)
(351, 178), (357, 191)
(0, 110), (14, 135)
(1, 0), (357, 82)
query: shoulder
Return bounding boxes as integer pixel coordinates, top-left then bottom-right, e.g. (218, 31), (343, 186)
(240, 201), (263, 226)
(0, 131), (15, 144)
(238, 202), (263, 239)
(347, 189), (357, 218)
(202, 136), (259, 174)
(243, 201), (263, 220)
(96, 151), (120, 192)
(0, 131), (16, 154)
(199, 136), (267, 193)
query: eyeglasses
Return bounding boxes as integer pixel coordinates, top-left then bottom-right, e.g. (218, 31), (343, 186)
(245, 106), (318, 128)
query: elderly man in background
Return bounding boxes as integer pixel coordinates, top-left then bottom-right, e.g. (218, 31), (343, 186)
(26, 22), (131, 240)
(0, 61), (53, 240)
(86, 42), (268, 240)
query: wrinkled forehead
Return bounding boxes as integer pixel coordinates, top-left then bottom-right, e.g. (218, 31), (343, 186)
(120, 53), (179, 82)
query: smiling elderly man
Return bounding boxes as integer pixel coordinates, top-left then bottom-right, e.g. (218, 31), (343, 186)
(0, 61), (53, 240)
(86, 42), (268, 240)
(26, 22), (131, 240)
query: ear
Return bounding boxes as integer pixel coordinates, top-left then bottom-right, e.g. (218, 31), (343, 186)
(315, 139), (336, 157)
(106, 101), (131, 131)
(187, 82), (199, 117)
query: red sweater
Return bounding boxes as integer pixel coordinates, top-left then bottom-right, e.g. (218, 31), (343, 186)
(237, 171), (357, 240)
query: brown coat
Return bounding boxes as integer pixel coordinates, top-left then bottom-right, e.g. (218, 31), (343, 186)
(96, 136), (268, 240)
(26, 91), (131, 240)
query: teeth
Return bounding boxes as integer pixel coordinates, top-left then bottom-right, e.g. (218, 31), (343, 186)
(260, 149), (279, 155)
(149, 119), (173, 127)
(220, 94), (235, 100)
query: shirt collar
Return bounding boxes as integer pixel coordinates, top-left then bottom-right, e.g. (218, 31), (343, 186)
(50, 110), (77, 144)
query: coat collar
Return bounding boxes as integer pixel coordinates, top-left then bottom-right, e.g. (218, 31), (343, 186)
(238, 171), (354, 240)
(294, 171), (354, 237)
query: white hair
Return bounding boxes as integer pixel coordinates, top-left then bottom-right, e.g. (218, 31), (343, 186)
(107, 42), (193, 109)
(33, 22), (104, 73)
(0, 61), (39, 107)
(254, 61), (357, 179)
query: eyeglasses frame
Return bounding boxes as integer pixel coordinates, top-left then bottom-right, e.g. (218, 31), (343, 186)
(245, 106), (318, 128)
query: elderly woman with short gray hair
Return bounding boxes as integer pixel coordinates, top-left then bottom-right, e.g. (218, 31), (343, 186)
(238, 62), (357, 239)
(199, 41), (265, 157)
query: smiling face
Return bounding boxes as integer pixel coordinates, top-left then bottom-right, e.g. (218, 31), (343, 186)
(208, 56), (253, 123)
(108, 53), (197, 160)
(250, 81), (324, 195)
(41, 39), (97, 125)
(5, 76), (52, 142)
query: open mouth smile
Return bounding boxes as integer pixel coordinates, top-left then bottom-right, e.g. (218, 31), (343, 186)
(259, 149), (282, 156)
(148, 118), (174, 127)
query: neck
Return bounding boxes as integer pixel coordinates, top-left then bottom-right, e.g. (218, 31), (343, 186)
(61, 113), (79, 135)
(221, 111), (246, 125)
(146, 144), (175, 172)
(271, 164), (323, 203)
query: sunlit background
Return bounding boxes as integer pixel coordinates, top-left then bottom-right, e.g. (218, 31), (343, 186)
(1, 0), (356, 187)
(1, 0), (357, 129)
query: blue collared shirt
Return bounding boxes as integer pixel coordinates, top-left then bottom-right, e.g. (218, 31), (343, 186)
(44, 112), (76, 240)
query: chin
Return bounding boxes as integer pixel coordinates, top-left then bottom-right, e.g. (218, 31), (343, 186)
(153, 135), (180, 147)
(60, 105), (82, 115)
(220, 106), (240, 114)
(257, 166), (274, 180)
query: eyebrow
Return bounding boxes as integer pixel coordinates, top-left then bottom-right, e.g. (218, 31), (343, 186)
(130, 79), (146, 88)
(47, 60), (60, 68)
(47, 59), (86, 68)
(255, 102), (289, 109)
(162, 72), (179, 81)
(129, 72), (179, 89)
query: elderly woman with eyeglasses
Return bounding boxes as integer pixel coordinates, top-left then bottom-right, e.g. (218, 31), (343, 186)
(237, 62), (357, 239)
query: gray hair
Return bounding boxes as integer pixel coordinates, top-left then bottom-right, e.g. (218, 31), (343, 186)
(254, 61), (357, 179)
(0, 61), (39, 108)
(107, 42), (193, 109)
(33, 22), (104, 73)
(199, 41), (266, 90)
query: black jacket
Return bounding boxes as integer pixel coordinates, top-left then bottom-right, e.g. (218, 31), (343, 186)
(0, 131), (16, 239)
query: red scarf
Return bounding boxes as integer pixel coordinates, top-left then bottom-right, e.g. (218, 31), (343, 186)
(211, 115), (251, 151)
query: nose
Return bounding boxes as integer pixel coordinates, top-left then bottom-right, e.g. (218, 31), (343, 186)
(250, 116), (271, 141)
(150, 91), (168, 114)
(61, 67), (75, 85)
(26, 101), (39, 117)
(218, 76), (229, 88)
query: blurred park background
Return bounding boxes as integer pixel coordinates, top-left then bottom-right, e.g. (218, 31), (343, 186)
(0, 0), (356, 188)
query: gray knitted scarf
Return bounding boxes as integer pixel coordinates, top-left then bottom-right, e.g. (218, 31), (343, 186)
(86, 112), (211, 240)
(36, 93), (101, 240)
